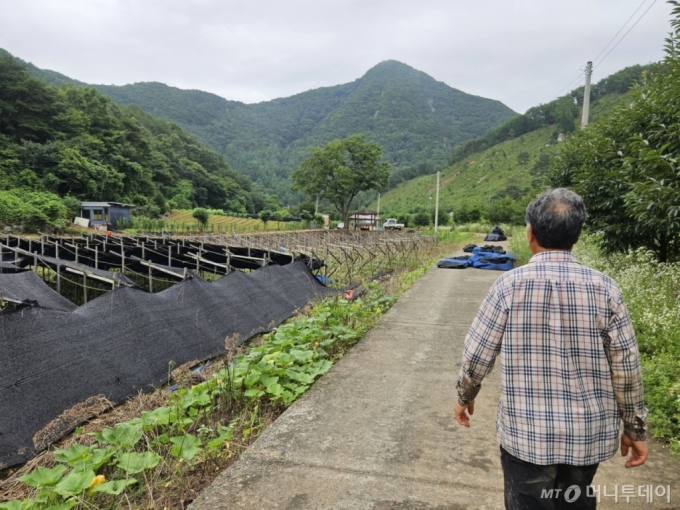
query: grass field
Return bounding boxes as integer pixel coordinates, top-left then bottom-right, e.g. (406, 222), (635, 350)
(374, 126), (557, 215)
(131, 211), (296, 233)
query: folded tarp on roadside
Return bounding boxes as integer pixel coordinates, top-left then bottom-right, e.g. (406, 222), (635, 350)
(437, 247), (516, 271)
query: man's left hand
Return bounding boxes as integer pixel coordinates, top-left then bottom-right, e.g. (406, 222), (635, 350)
(454, 401), (475, 428)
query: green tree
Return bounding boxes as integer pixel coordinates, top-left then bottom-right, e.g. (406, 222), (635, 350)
(412, 211), (430, 228)
(292, 134), (389, 228)
(434, 208), (450, 226)
(313, 214), (325, 229)
(299, 210), (313, 227)
(548, 1), (680, 261)
(192, 207), (209, 229)
(258, 209), (272, 227)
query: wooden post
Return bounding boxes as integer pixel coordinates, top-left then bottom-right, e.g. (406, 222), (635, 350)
(41, 237), (44, 255)
(83, 273), (87, 304)
(56, 261), (61, 294)
(142, 244), (145, 259)
(95, 247), (98, 269)
(168, 244), (172, 267)
(121, 245), (125, 274)
(148, 262), (153, 293)
(33, 254), (38, 273)
(75, 244), (79, 264)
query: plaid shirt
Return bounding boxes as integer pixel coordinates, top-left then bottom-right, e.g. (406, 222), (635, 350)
(456, 250), (648, 466)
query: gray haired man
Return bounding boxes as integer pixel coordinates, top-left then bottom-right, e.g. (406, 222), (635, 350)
(454, 188), (648, 509)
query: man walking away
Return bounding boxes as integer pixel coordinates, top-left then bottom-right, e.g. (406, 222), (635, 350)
(454, 188), (648, 509)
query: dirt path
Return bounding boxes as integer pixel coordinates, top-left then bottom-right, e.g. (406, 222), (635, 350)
(189, 248), (680, 509)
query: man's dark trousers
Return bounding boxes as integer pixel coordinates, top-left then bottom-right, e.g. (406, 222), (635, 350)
(500, 447), (600, 509)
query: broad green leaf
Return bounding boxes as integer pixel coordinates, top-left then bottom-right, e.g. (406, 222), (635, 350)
(91, 478), (137, 495)
(53, 444), (93, 466)
(54, 469), (95, 497)
(89, 447), (115, 470)
(115, 451), (161, 474)
(244, 388), (265, 398)
(0, 501), (25, 510)
(244, 370), (261, 386)
(266, 383), (284, 397)
(141, 407), (171, 428)
(18, 465), (67, 488)
(169, 434), (202, 460)
(95, 423), (142, 450)
(259, 375), (278, 387)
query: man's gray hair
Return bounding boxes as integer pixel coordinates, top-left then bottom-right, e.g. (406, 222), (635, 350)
(525, 188), (586, 250)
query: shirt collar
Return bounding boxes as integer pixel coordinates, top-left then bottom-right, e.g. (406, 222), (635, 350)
(528, 250), (580, 264)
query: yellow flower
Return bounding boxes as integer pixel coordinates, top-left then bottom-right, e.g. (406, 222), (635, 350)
(267, 359), (275, 364)
(88, 475), (106, 489)
(314, 341), (319, 348)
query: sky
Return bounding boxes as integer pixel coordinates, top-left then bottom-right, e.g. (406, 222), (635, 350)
(0, 0), (674, 113)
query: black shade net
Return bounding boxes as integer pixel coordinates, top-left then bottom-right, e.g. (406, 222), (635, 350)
(0, 262), (335, 468)
(0, 271), (77, 312)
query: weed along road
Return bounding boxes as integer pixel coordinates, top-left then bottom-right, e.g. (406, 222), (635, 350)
(189, 260), (680, 510)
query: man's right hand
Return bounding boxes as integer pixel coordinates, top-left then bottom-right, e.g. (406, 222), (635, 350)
(621, 433), (648, 468)
(454, 400), (475, 428)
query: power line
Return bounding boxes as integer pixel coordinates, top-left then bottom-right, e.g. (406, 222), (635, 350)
(555, 72), (585, 97)
(595, 0), (659, 69)
(553, 0), (658, 99)
(592, 0), (651, 64)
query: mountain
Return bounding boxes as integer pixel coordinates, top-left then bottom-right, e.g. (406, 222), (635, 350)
(75, 60), (514, 201)
(374, 64), (656, 220)
(0, 54), (260, 230)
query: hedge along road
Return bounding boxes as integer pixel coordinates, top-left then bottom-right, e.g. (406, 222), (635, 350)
(189, 250), (680, 510)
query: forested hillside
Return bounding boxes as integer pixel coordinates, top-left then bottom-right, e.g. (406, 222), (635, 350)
(6, 57), (515, 202)
(375, 64), (655, 222)
(0, 56), (266, 230)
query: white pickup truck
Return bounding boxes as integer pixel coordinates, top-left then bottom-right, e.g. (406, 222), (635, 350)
(383, 218), (404, 230)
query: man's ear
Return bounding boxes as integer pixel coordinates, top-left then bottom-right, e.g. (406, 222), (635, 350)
(526, 223), (534, 244)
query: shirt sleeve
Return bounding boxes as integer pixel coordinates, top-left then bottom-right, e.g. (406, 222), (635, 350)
(456, 280), (508, 405)
(605, 293), (648, 441)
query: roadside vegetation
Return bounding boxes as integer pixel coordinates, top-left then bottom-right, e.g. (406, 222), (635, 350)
(0, 230), (472, 509)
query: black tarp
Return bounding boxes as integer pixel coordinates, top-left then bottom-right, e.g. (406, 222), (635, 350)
(0, 271), (77, 312)
(0, 262), (335, 468)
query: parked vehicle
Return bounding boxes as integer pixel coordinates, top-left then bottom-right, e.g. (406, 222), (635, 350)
(383, 218), (404, 230)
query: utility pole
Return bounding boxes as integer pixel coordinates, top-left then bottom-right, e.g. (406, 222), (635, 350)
(434, 171), (440, 232)
(581, 61), (593, 127)
(376, 193), (381, 228)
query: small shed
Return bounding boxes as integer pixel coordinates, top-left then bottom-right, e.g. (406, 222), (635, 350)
(349, 209), (380, 230)
(79, 202), (132, 228)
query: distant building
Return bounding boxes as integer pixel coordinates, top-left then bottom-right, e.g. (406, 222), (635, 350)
(79, 202), (132, 228)
(349, 209), (380, 230)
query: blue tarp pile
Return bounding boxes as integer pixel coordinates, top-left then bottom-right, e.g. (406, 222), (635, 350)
(437, 247), (516, 271)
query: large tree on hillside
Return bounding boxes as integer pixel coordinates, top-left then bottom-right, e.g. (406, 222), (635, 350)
(548, 0), (680, 262)
(292, 134), (389, 228)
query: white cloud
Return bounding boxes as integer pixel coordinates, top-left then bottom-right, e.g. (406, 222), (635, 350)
(0, 0), (672, 112)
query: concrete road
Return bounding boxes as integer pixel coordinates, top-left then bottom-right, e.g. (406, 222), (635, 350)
(190, 256), (680, 510)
